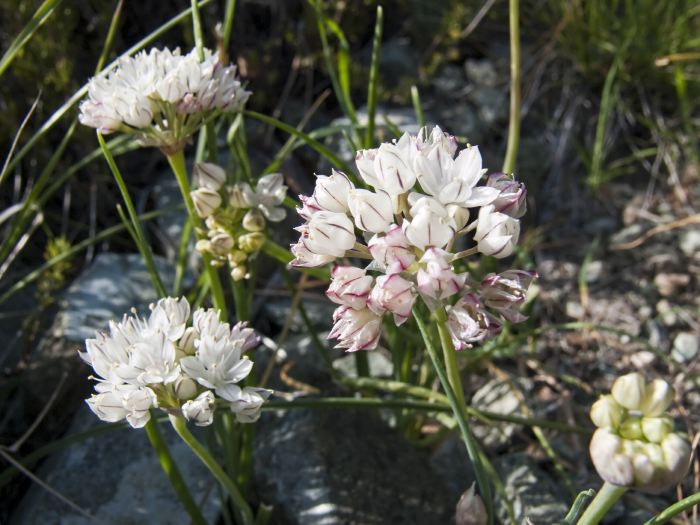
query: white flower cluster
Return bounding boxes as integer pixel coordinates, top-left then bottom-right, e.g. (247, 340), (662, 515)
(81, 297), (271, 428)
(290, 126), (534, 352)
(191, 162), (287, 281)
(589, 373), (691, 493)
(79, 47), (251, 153)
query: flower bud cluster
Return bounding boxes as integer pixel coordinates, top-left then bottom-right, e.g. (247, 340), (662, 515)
(191, 162), (287, 281)
(81, 297), (271, 428)
(589, 373), (691, 493)
(79, 47), (251, 153)
(290, 126), (534, 352)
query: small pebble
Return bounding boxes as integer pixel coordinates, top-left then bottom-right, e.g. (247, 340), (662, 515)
(671, 332), (699, 363)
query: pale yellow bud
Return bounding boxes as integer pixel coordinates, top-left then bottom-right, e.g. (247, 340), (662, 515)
(640, 379), (674, 417)
(209, 231), (234, 256)
(591, 395), (624, 429)
(641, 416), (673, 443)
(611, 372), (646, 410)
(228, 249), (247, 265)
(619, 416), (644, 440)
(238, 232), (265, 253)
(194, 162), (226, 190)
(229, 185), (248, 208)
(174, 377), (198, 400)
(191, 187), (222, 218)
(242, 208), (266, 232)
(590, 428), (634, 487)
(661, 433), (691, 480)
(195, 239), (211, 254)
(231, 265), (248, 281)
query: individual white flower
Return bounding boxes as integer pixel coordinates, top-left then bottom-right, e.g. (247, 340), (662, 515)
(355, 148), (380, 188)
(447, 294), (501, 351)
(416, 248), (465, 301)
(194, 162), (226, 191)
(367, 274), (417, 326)
(124, 330), (181, 385)
(329, 306), (383, 352)
(240, 173), (287, 222)
(86, 384), (157, 429)
(479, 270), (536, 322)
(290, 227), (337, 268)
(121, 386), (158, 428)
(182, 391), (216, 426)
(79, 47), (250, 153)
(326, 266), (374, 310)
(312, 170), (354, 213)
(148, 297), (190, 342)
(473, 204), (520, 258)
(403, 196), (457, 250)
(180, 334), (254, 399)
(371, 133), (416, 196)
(304, 211), (356, 257)
(347, 189), (393, 234)
(367, 224), (416, 274)
(230, 387), (273, 423)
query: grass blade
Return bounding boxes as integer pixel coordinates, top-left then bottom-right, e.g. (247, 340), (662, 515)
(364, 6), (383, 148)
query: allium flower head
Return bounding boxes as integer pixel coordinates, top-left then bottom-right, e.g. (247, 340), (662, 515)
(589, 373), (691, 493)
(290, 126), (534, 352)
(82, 297), (269, 428)
(79, 47), (250, 153)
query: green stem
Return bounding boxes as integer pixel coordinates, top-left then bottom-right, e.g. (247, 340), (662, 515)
(170, 414), (254, 525)
(232, 279), (249, 321)
(435, 308), (466, 409)
(576, 482), (627, 525)
(144, 419), (207, 525)
(166, 150), (228, 317)
(644, 491), (700, 525)
(413, 307), (493, 524)
(502, 0), (521, 174)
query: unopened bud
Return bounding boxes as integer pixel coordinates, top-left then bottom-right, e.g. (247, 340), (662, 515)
(591, 394), (624, 429)
(611, 372), (646, 410)
(619, 416), (644, 440)
(228, 249), (247, 265)
(182, 391), (215, 426)
(174, 376), (198, 400)
(179, 327), (198, 354)
(191, 187), (222, 218)
(229, 185), (248, 208)
(642, 416), (673, 443)
(209, 231), (234, 256)
(238, 232), (265, 253)
(242, 208), (266, 232)
(455, 484), (486, 525)
(195, 239), (211, 254)
(640, 379), (674, 417)
(231, 265), (248, 281)
(194, 162), (226, 190)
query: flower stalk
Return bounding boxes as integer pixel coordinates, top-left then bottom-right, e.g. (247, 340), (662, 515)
(166, 150), (228, 317)
(170, 414), (254, 525)
(502, 0), (521, 174)
(576, 482), (627, 525)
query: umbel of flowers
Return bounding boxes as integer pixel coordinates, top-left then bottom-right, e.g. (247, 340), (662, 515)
(190, 162), (287, 281)
(81, 297), (271, 428)
(79, 47), (250, 154)
(290, 126), (534, 351)
(589, 372), (691, 493)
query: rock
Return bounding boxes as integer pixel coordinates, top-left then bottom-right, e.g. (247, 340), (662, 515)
(493, 453), (569, 525)
(12, 406), (220, 525)
(464, 59), (499, 88)
(253, 408), (453, 524)
(566, 301), (585, 320)
(630, 350), (656, 369)
(671, 332), (699, 363)
(260, 297), (336, 334)
(656, 300), (678, 327)
(680, 229), (700, 257)
(471, 378), (532, 451)
(654, 273), (690, 297)
(57, 253), (188, 343)
(333, 350), (393, 378)
(430, 435), (476, 504)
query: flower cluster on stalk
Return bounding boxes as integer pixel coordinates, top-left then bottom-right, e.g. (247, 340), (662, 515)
(190, 162), (287, 281)
(79, 47), (250, 153)
(589, 372), (691, 493)
(290, 126), (535, 352)
(81, 297), (271, 428)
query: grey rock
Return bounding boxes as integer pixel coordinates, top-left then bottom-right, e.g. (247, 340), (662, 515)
(471, 378), (532, 451)
(610, 224), (645, 246)
(333, 350), (393, 378)
(680, 229), (700, 257)
(261, 297), (336, 334)
(57, 253), (187, 343)
(253, 408), (453, 524)
(583, 261), (604, 283)
(671, 332), (699, 363)
(493, 453), (569, 525)
(430, 435), (476, 504)
(12, 406), (220, 525)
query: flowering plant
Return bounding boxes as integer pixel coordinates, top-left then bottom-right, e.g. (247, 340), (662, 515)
(290, 126), (534, 352)
(81, 296), (271, 428)
(79, 47), (250, 154)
